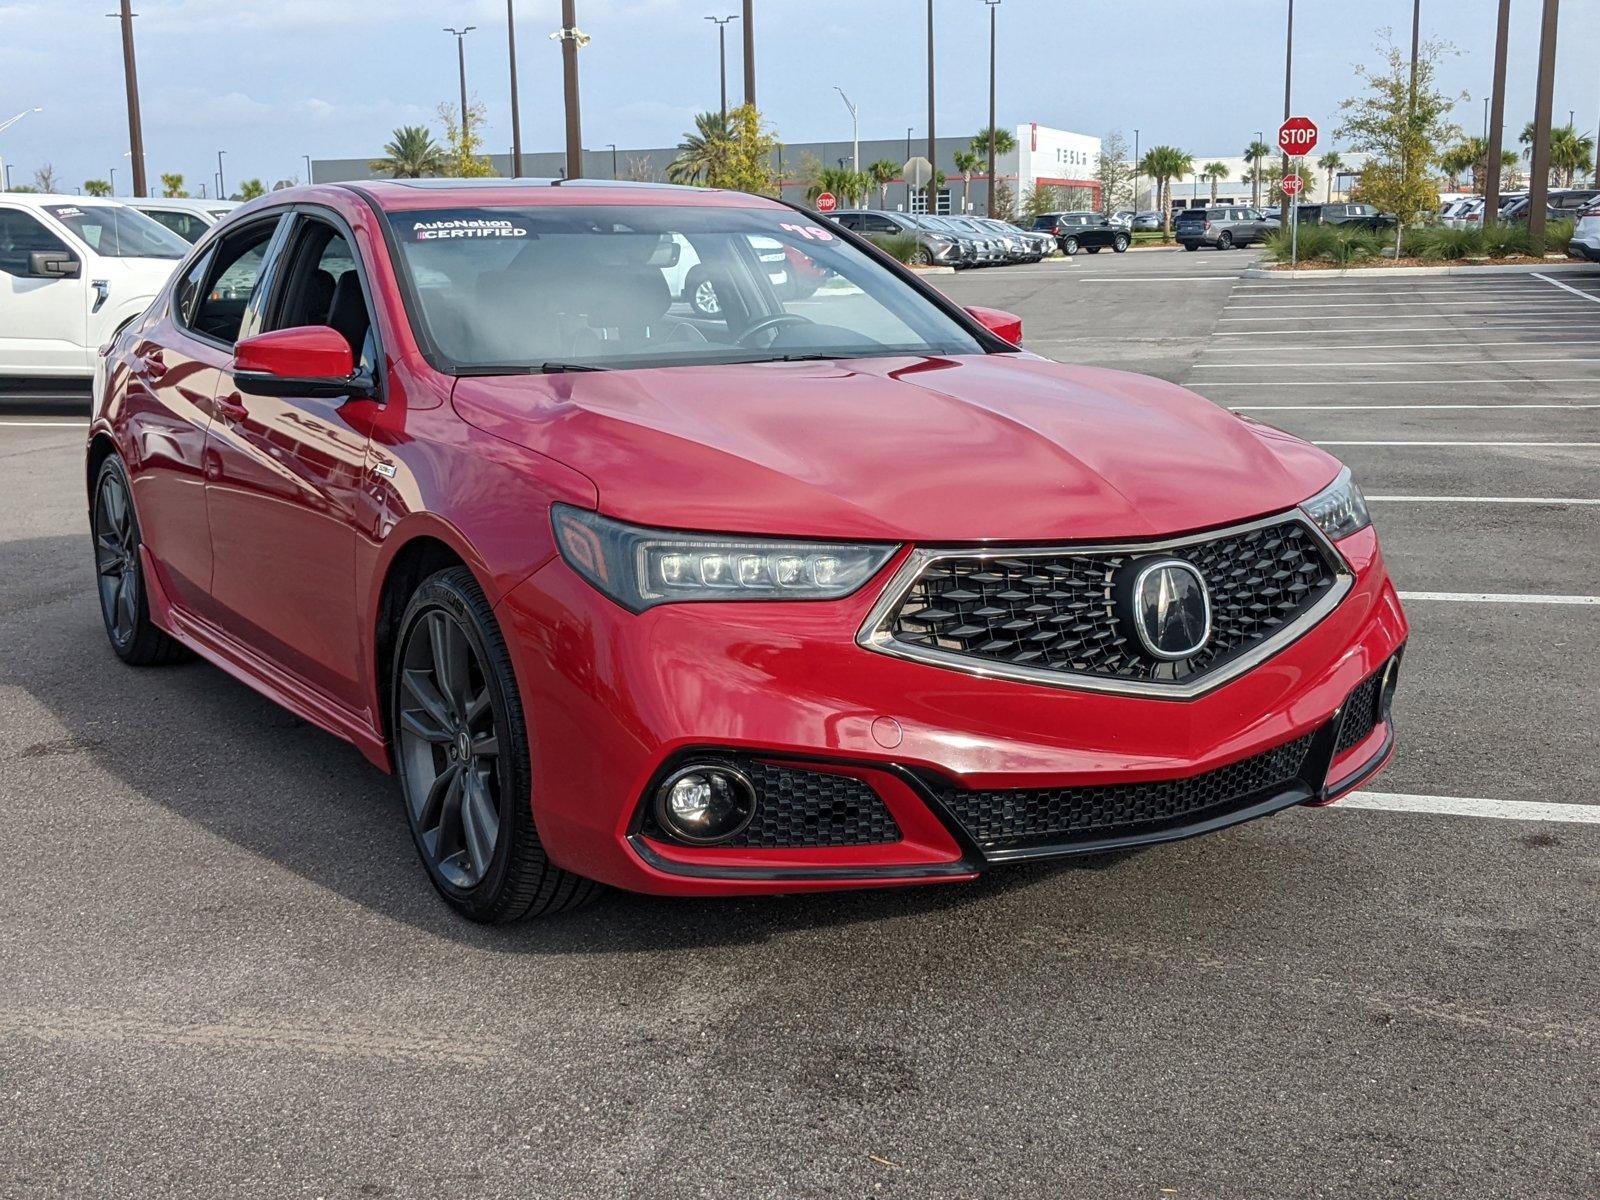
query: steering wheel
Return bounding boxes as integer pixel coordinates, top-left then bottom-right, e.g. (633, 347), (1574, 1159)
(737, 313), (813, 347)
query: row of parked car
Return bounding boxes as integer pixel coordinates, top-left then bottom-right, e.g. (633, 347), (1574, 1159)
(1440, 188), (1600, 228)
(828, 210), (1057, 267)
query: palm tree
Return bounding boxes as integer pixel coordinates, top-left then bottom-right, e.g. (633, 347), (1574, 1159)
(971, 126), (1017, 167)
(83, 179), (111, 197)
(1316, 151), (1344, 201)
(1552, 126), (1596, 187)
(370, 125), (444, 178)
(1202, 161), (1230, 202)
(159, 172), (188, 198)
(868, 159), (898, 208)
(1140, 146), (1193, 237)
(237, 179), (266, 200)
(666, 111), (736, 186)
(1244, 139), (1273, 208)
(952, 149), (982, 215)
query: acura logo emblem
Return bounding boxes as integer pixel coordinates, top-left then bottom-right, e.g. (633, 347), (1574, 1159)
(1121, 556), (1212, 662)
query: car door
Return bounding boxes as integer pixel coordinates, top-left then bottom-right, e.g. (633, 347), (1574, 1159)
(124, 215), (284, 618)
(0, 206), (89, 375)
(204, 208), (382, 713)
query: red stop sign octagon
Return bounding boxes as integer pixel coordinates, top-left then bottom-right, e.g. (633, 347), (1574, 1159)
(815, 192), (838, 213)
(1281, 173), (1305, 197)
(1278, 116), (1319, 156)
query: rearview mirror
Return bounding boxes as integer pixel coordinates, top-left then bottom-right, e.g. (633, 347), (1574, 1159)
(965, 306), (1023, 346)
(233, 325), (375, 400)
(28, 250), (80, 279)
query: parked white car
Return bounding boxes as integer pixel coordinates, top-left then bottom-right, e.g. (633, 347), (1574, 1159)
(1568, 201), (1600, 262)
(0, 193), (188, 378)
(125, 197), (239, 243)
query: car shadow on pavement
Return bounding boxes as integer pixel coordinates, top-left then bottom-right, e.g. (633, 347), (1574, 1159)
(2, 534), (1127, 953)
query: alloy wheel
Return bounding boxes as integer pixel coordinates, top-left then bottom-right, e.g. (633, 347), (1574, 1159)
(93, 471), (140, 650)
(693, 278), (722, 316)
(396, 609), (503, 890)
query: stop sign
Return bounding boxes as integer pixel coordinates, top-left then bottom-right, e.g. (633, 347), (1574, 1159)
(1278, 116), (1318, 156)
(1281, 173), (1305, 197)
(815, 192), (838, 213)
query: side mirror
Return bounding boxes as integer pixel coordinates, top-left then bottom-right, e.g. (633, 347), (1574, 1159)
(28, 250), (80, 279)
(233, 326), (374, 400)
(966, 306), (1023, 346)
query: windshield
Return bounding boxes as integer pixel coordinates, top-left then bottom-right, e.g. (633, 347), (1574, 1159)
(384, 204), (987, 372)
(44, 203), (188, 259)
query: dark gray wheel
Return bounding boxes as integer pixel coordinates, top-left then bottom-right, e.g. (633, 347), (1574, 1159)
(1113, 234), (1130, 252)
(92, 456), (187, 666)
(1218, 231), (1235, 250)
(1061, 236), (1080, 256)
(393, 567), (597, 922)
(1085, 245), (1102, 254)
(909, 245), (933, 267)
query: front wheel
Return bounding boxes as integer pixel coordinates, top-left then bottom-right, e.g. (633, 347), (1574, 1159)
(1183, 243), (1199, 251)
(1218, 232), (1235, 250)
(92, 456), (188, 666)
(910, 245), (933, 267)
(1061, 237), (1079, 256)
(392, 567), (598, 923)
(684, 266), (721, 318)
(1113, 235), (1129, 253)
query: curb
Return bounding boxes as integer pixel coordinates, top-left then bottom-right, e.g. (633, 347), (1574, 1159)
(1240, 260), (1595, 279)
(907, 265), (958, 275)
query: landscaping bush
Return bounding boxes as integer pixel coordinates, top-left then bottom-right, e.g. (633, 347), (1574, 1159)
(1263, 223), (1384, 266)
(863, 232), (924, 264)
(1408, 225), (1482, 260)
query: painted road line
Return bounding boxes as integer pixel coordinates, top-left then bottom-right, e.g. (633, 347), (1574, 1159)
(1232, 402), (1600, 411)
(1200, 378), (1600, 387)
(1225, 300), (1581, 310)
(1534, 272), (1600, 305)
(1209, 338), (1600, 351)
(1214, 325), (1600, 336)
(1396, 591), (1600, 604)
(1339, 792), (1600, 824)
(1194, 357), (1600, 369)
(1078, 276), (1244, 282)
(1313, 441), (1600, 447)
(1365, 494), (1600, 504)
(1218, 313), (1600, 323)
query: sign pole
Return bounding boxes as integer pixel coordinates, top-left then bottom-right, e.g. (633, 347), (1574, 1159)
(1290, 160), (1299, 268)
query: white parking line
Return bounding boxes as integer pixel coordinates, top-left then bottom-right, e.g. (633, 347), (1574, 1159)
(1225, 300), (1581, 310)
(1340, 792), (1600, 823)
(1233, 287), (1550, 298)
(1314, 441), (1600, 447)
(1203, 378), (1600, 387)
(1211, 338), (1600, 351)
(1194, 357), (1600, 369)
(1534, 272), (1600, 305)
(1396, 591), (1600, 604)
(1366, 494), (1600, 504)
(1219, 313), (1600, 323)
(1216, 325), (1600, 336)
(1233, 402), (1600, 410)
(1079, 276), (1242, 282)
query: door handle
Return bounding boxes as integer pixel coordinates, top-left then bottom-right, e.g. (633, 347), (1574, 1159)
(214, 392), (249, 421)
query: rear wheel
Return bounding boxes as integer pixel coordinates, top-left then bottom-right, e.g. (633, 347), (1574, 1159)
(392, 567), (598, 923)
(1113, 234), (1130, 253)
(91, 456), (188, 666)
(1061, 236), (1079, 256)
(684, 266), (721, 318)
(1184, 243), (1199, 251)
(1218, 231), (1235, 250)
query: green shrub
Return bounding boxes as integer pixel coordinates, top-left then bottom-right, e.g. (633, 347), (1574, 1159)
(1264, 223), (1384, 267)
(1480, 222), (1530, 258)
(1409, 225), (1483, 260)
(863, 232), (924, 264)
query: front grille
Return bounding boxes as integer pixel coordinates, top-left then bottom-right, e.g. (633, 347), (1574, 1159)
(642, 759), (902, 849)
(884, 518), (1339, 687)
(1335, 666), (1386, 756)
(939, 733), (1315, 852)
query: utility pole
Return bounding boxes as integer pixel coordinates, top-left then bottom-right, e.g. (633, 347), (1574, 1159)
(1527, 0), (1560, 251)
(741, 0), (755, 109)
(926, 0), (937, 215)
(835, 88), (859, 173)
(303, 154), (313, 184)
(506, 1), (523, 177)
(607, 143), (617, 179)
(444, 27), (476, 148)
(706, 15), (737, 120)
(1280, 0), (1293, 226)
(905, 126), (913, 210)
(1401, 0), (1420, 256)
(552, 1), (587, 181)
(984, 0), (1000, 217)
(112, 2), (147, 196)
(1133, 129), (1140, 210)
(216, 149), (226, 200)
(1485, 0), (1510, 222)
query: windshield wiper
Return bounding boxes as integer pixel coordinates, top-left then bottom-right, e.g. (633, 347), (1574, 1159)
(538, 361), (608, 374)
(453, 361), (609, 377)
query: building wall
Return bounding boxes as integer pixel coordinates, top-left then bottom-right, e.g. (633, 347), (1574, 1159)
(1130, 154), (1362, 211)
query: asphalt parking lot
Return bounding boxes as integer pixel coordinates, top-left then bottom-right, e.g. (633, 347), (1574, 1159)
(3, 250), (1597, 1199)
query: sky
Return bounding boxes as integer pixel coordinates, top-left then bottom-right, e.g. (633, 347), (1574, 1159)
(1, 0), (1596, 195)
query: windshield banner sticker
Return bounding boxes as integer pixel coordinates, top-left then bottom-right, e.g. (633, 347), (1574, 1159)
(404, 214), (532, 242)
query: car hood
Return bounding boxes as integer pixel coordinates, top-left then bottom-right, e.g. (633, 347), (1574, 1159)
(103, 254), (183, 293)
(451, 354), (1340, 542)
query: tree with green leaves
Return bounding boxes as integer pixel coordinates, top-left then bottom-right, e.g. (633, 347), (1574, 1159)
(1021, 182), (1063, 220)
(668, 106), (777, 195)
(868, 159), (899, 208)
(991, 180), (1017, 221)
(236, 179), (266, 200)
(1095, 131), (1133, 216)
(952, 148), (981, 215)
(159, 172), (188, 198)
(1202, 161), (1230, 202)
(971, 126), (1017, 165)
(437, 102), (496, 178)
(1244, 139), (1273, 207)
(1316, 151), (1345, 200)
(371, 125), (445, 178)
(83, 179), (112, 197)
(816, 165), (869, 207)
(1336, 31), (1464, 237)
(1139, 146), (1193, 237)
(666, 111), (733, 186)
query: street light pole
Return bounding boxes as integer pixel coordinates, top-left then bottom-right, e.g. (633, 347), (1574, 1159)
(507, 1), (524, 177)
(444, 26), (477, 148)
(741, 0), (755, 108)
(217, 149), (226, 200)
(834, 88), (858, 173)
(1526, 0), (1560, 252)
(109, 167), (117, 196)
(1484, 0), (1510, 222)
(1281, 0), (1293, 225)
(303, 154), (313, 185)
(926, 0), (937, 215)
(608, 143), (617, 179)
(0, 108), (42, 195)
(1133, 128), (1140, 211)
(905, 126), (913, 210)
(984, 0), (1000, 217)
(112, 1), (148, 196)
(552, 1), (587, 181)
(706, 15), (737, 120)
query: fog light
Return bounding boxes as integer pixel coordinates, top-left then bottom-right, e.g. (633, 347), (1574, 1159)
(1378, 653), (1402, 720)
(654, 764), (756, 844)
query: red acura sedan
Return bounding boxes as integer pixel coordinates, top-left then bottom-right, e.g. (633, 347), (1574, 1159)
(89, 180), (1407, 921)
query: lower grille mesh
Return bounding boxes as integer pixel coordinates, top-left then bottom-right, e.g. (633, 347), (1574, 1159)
(1335, 666), (1386, 756)
(940, 733), (1315, 851)
(644, 759), (902, 849)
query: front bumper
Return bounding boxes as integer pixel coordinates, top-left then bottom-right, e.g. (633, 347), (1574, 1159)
(495, 526), (1407, 896)
(1567, 236), (1600, 262)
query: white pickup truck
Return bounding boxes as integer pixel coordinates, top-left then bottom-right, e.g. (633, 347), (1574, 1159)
(0, 193), (189, 378)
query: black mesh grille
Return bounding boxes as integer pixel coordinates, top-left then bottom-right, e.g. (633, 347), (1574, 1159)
(644, 759), (901, 849)
(939, 733), (1316, 852)
(1335, 666), (1386, 756)
(887, 519), (1339, 685)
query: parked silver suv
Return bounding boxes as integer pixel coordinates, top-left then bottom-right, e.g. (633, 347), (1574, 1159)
(1175, 205), (1279, 251)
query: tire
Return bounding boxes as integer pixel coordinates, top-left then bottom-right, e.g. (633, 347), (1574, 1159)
(684, 266), (721, 318)
(1184, 243), (1199, 251)
(391, 566), (599, 923)
(91, 455), (189, 666)
(1061, 237), (1079, 256)
(910, 246), (933, 267)
(1113, 235), (1129, 253)
(1218, 231), (1234, 250)
(1085, 246), (1101, 254)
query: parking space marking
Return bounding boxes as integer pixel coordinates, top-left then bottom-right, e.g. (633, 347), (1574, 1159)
(1366, 494), (1600, 504)
(1233, 402), (1600, 410)
(1195, 357), (1600, 369)
(1216, 324), (1600, 336)
(1225, 300), (1580, 311)
(1314, 440), (1600, 447)
(1219, 313), (1600, 323)
(1212, 338), (1600, 351)
(1079, 276), (1244, 282)
(1203, 378), (1600, 388)
(1340, 792), (1600, 823)
(1396, 591), (1600, 605)
(1534, 272), (1600, 305)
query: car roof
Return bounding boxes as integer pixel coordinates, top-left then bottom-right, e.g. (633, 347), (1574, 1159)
(346, 177), (788, 212)
(126, 197), (239, 214)
(0, 192), (128, 209)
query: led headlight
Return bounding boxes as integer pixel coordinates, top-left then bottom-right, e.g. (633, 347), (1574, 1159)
(552, 504), (898, 612)
(1300, 467), (1371, 541)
